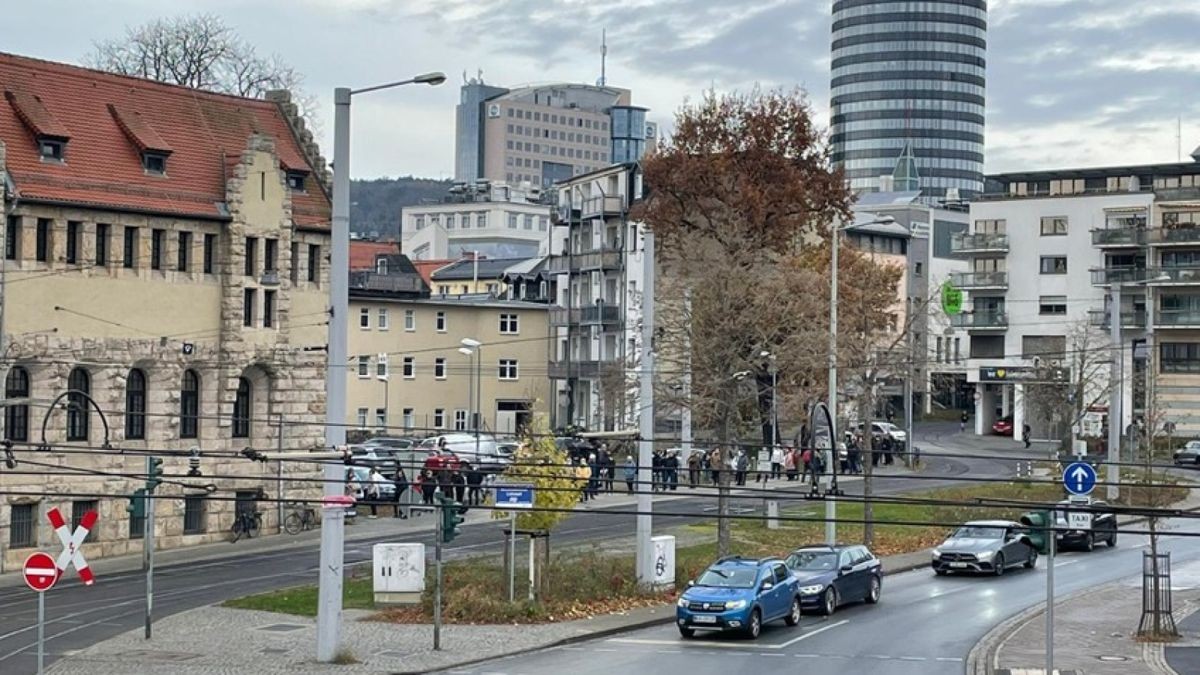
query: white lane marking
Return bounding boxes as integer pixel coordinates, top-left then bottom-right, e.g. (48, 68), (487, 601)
(936, 657), (963, 662)
(795, 654), (819, 658)
(773, 619), (851, 648)
(610, 620), (850, 651)
(1054, 560), (1080, 568)
(898, 656), (927, 661)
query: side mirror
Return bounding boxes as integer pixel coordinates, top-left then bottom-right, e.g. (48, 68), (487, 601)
(760, 581), (774, 592)
(687, 580), (695, 588)
(840, 565), (853, 574)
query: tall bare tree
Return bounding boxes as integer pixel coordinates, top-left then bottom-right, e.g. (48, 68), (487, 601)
(87, 14), (319, 132)
(637, 89), (852, 555)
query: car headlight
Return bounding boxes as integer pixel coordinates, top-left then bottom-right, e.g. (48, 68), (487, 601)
(977, 550), (995, 561)
(676, 597), (689, 608)
(725, 599), (748, 610)
(932, 548), (942, 559)
(799, 585), (825, 595)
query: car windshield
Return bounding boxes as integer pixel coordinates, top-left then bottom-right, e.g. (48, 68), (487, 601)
(696, 567), (759, 588)
(786, 550), (838, 571)
(1188, 442), (1200, 450)
(953, 526), (1005, 539)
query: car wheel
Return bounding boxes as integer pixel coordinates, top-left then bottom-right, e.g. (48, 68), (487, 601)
(745, 609), (762, 639)
(934, 568), (948, 576)
(1024, 549), (1037, 569)
(820, 587), (838, 616)
(1083, 534), (1095, 552)
(993, 553), (1005, 576)
(785, 597), (802, 626)
(866, 576), (881, 604)
(678, 626), (695, 639)
(1108, 530), (1118, 548)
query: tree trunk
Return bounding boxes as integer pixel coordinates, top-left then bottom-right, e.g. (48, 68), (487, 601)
(717, 407), (732, 557)
(860, 383), (875, 548)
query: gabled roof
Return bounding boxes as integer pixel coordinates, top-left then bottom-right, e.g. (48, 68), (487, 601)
(349, 241), (399, 270)
(0, 51), (329, 228)
(411, 258), (457, 284)
(431, 257), (535, 281)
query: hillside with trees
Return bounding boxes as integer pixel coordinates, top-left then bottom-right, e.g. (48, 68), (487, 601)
(350, 176), (453, 238)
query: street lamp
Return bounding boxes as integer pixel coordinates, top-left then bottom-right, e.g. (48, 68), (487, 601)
(760, 350), (778, 449)
(458, 347), (475, 433)
(320, 70), (445, 664)
(460, 338), (483, 457)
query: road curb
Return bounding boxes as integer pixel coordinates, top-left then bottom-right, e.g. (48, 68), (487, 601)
(965, 584), (1104, 675)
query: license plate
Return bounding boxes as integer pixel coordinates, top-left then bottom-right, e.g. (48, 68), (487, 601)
(692, 615), (717, 624)
(950, 562), (969, 569)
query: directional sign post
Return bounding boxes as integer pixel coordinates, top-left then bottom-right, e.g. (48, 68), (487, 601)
(24, 551), (58, 675)
(494, 484), (534, 602)
(1063, 461), (1097, 496)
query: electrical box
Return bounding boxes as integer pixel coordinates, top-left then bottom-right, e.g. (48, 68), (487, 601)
(651, 535), (676, 590)
(373, 543), (425, 606)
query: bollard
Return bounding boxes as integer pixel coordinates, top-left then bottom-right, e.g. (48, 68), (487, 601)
(766, 499), (779, 530)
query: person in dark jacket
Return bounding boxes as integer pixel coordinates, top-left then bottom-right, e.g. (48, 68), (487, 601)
(451, 467), (467, 503)
(687, 451), (701, 488)
(419, 468), (437, 505)
(464, 461), (485, 506)
(392, 464), (409, 518)
(651, 451), (663, 492)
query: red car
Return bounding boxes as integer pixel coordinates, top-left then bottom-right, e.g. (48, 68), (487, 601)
(992, 416), (1014, 436)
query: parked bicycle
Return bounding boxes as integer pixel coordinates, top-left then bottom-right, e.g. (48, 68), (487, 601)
(283, 502), (318, 535)
(231, 510), (263, 542)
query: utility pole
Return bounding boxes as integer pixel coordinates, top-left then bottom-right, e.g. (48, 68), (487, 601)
(635, 226), (655, 586)
(904, 297), (915, 467)
(143, 455), (161, 640)
(827, 226), (840, 546)
(1107, 282), (1122, 501)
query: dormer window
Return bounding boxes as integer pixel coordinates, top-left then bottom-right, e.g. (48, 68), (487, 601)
(142, 152), (167, 175)
(39, 138), (65, 162)
(286, 171), (308, 191)
(376, 258), (389, 275)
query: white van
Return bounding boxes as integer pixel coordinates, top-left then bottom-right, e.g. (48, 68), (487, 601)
(418, 433), (503, 468)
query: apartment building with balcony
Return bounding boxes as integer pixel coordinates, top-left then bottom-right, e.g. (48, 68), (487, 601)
(549, 164), (645, 431)
(961, 150), (1200, 441)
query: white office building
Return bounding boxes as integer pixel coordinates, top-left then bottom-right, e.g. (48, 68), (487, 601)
(400, 181), (554, 261)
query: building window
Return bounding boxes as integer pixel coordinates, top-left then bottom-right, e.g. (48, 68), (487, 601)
(454, 409), (467, 431)
(436, 311), (447, 332)
(264, 238), (278, 273)
(290, 241), (300, 284)
(1039, 256), (1067, 274)
(5, 367), (30, 442)
(404, 309), (415, 331)
(66, 221), (80, 264)
(438, 285), (450, 295)
(1161, 343), (1200, 373)
(125, 368), (147, 440)
(263, 290), (276, 328)
(307, 244), (320, 283)
(359, 307), (371, 329)
(1040, 216), (1068, 236)
(1038, 296), (1068, 315)
(245, 237), (258, 276)
(176, 231), (191, 271)
(954, 338), (961, 364)
(124, 226), (137, 268)
(936, 337), (944, 363)
(358, 356), (370, 378)
(10, 503), (34, 548)
(35, 218), (49, 262)
(508, 213), (518, 229)
(378, 309), (389, 330)
(39, 138), (64, 161)
(498, 359), (519, 380)
(476, 213), (487, 228)
(232, 377), (251, 438)
(376, 355), (388, 379)
(375, 408), (387, 432)
(402, 408), (414, 430)
(183, 496), (206, 534)
(203, 234), (216, 274)
(243, 289), (256, 327)
(5, 216), (18, 260)
(96, 223), (110, 266)
(286, 171), (307, 191)
(67, 367), (90, 441)
(403, 357), (414, 379)
(181, 370), (200, 439)
(72, 500), (99, 543)
(150, 229), (164, 270)
(435, 358), (446, 379)
(434, 408), (445, 429)
(357, 407), (368, 429)
(914, 261), (923, 276)
(143, 152), (167, 174)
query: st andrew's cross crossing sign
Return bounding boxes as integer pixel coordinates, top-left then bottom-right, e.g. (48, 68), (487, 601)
(47, 507), (97, 585)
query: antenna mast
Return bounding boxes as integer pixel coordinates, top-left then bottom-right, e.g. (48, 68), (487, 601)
(599, 29), (608, 87)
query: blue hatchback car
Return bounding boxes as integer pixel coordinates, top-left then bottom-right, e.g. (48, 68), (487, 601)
(675, 556), (801, 639)
(785, 544), (882, 616)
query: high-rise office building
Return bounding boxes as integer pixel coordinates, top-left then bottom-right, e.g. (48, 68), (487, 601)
(829, 0), (987, 199)
(453, 77), (655, 187)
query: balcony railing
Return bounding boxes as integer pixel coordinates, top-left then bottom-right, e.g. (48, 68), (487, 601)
(1145, 226), (1200, 246)
(948, 271), (1008, 289)
(581, 195), (624, 220)
(1091, 228), (1146, 247)
(547, 247), (623, 273)
(1147, 267), (1200, 284)
(548, 359), (608, 380)
(550, 305), (622, 326)
(949, 311), (1007, 330)
(1156, 308), (1200, 328)
(950, 232), (1009, 254)
(1090, 267), (1150, 285)
(1087, 309), (1147, 330)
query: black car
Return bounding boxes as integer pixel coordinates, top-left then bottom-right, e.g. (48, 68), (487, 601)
(784, 544), (882, 616)
(1054, 499), (1117, 551)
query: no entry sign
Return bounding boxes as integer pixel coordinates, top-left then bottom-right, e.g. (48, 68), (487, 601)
(23, 552), (58, 592)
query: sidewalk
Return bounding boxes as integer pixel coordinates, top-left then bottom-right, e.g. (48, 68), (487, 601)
(45, 547), (935, 675)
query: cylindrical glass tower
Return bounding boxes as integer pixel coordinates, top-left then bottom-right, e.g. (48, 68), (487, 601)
(830, 0), (987, 199)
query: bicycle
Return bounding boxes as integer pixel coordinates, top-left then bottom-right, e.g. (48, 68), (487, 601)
(231, 510), (263, 542)
(283, 502), (318, 535)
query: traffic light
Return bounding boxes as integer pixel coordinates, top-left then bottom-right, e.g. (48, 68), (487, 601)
(146, 456), (164, 492)
(438, 494), (465, 543)
(126, 488), (146, 518)
(1019, 511), (1051, 554)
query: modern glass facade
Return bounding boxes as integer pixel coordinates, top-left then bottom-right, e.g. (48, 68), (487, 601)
(610, 106), (648, 165)
(830, 0), (987, 199)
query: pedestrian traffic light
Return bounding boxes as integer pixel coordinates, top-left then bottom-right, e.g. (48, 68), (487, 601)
(146, 456), (164, 492)
(126, 488), (146, 517)
(1019, 511), (1051, 554)
(438, 495), (465, 543)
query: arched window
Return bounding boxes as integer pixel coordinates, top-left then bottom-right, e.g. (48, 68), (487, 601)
(232, 377), (251, 438)
(181, 370), (200, 439)
(5, 367), (30, 442)
(125, 369), (146, 440)
(66, 367), (90, 441)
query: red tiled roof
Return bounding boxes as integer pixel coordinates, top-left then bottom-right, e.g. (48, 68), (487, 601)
(412, 258), (457, 284)
(350, 241), (400, 270)
(0, 52), (330, 229)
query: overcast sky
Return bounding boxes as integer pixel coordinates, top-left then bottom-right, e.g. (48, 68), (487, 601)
(3, 0), (1199, 179)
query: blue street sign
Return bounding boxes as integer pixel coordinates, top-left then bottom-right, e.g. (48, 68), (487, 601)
(494, 484), (534, 509)
(1063, 462), (1097, 496)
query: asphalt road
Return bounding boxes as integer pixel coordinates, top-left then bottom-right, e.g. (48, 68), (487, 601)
(0, 427), (1014, 674)
(445, 520), (1200, 675)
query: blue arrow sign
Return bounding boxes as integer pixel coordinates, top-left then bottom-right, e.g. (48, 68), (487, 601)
(494, 484), (534, 509)
(1063, 462), (1097, 496)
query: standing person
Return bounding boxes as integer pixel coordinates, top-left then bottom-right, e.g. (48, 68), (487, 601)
(587, 453), (601, 499)
(392, 464), (409, 519)
(687, 450), (701, 488)
(576, 458), (592, 502)
(960, 410), (969, 433)
(345, 468), (363, 519)
(735, 449), (749, 486)
(771, 444), (784, 480)
(784, 446), (798, 481)
(800, 447), (813, 484)
(665, 450), (680, 491)
(622, 455), (637, 494)
(419, 468), (437, 505)
(366, 467), (386, 518)
(709, 447), (722, 485)
(1023, 424), (1032, 449)
(465, 462), (484, 506)
(451, 464), (467, 503)
(651, 450), (663, 492)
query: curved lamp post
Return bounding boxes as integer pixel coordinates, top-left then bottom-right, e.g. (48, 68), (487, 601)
(38, 389), (112, 451)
